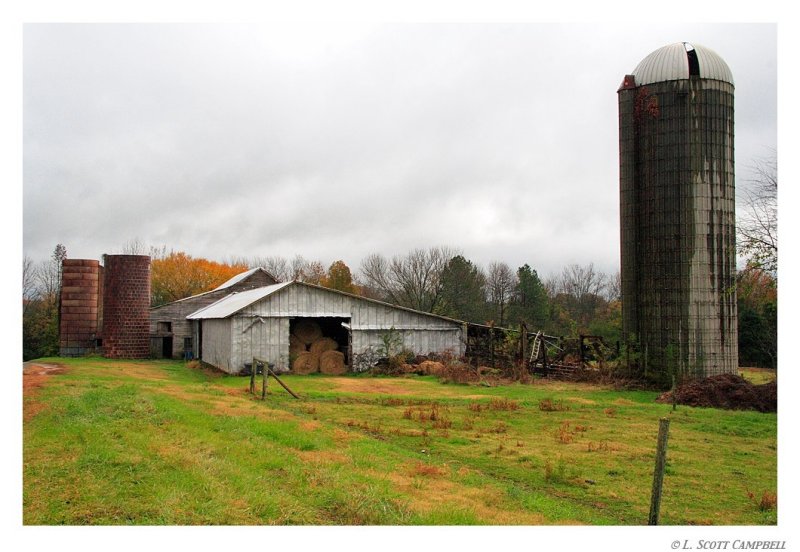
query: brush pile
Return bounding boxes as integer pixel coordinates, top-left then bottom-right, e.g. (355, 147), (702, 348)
(290, 320), (346, 375)
(656, 373), (776, 412)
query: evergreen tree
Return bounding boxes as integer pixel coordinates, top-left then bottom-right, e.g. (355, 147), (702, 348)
(436, 255), (487, 323)
(509, 264), (549, 329)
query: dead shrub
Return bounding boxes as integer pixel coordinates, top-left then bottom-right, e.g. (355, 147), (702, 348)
(461, 417), (475, 431)
(409, 462), (445, 477)
(555, 421), (575, 444)
(402, 407), (413, 420)
(587, 441), (609, 452)
(604, 407), (617, 418)
(437, 361), (481, 384)
(383, 397), (406, 406)
(432, 417), (452, 430)
(748, 490), (777, 512)
(489, 397), (520, 411)
(760, 492), (778, 511)
(468, 402), (484, 412)
(489, 422), (508, 434)
(539, 398), (569, 412)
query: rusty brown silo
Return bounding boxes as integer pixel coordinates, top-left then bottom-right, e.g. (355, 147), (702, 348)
(618, 42), (737, 379)
(101, 254), (151, 359)
(59, 259), (101, 356)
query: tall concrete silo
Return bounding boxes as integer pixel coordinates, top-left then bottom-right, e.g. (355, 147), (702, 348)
(618, 42), (737, 379)
(59, 259), (102, 356)
(101, 254), (151, 359)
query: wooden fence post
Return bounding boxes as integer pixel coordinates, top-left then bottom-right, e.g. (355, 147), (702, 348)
(648, 417), (671, 525)
(250, 357), (256, 395)
(262, 361), (268, 400)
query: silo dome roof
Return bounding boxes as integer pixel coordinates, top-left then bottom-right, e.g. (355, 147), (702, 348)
(632, 42), (733, 86)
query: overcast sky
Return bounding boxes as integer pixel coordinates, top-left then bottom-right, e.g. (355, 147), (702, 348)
(23, 22), (777, 278)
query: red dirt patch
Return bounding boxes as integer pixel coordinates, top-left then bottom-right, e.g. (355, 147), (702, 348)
(23, 362), (67, 421)
(657, 374), (777, 412)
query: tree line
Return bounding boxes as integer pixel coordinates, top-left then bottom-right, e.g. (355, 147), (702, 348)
(22, 242), (776, 368)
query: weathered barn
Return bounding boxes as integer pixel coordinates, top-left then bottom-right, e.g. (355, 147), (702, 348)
(186, 281), (467, 374)
(149, 267), (277, 359)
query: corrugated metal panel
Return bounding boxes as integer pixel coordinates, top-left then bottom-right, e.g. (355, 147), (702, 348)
(633, 42), (733, 86)
(202, 319), (233, 373)
(187, 282), (292, 319)
(213, 267), (277, 291)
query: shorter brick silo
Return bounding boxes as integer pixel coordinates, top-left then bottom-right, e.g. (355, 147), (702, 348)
(59, 259), (101, 356)
(101, 255), (151, 358)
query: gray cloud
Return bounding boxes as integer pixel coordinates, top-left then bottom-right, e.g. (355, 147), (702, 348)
(23, 23), (777, 278)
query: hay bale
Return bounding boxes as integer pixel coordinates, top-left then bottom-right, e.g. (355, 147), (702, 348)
(292, 351), (319, 375)
(294, 320), (323, 345)
(310, 337), (338, 355)
(319, 350), (347, 375)
(418, 360), (445, 376)
(289, 334), (307, 355)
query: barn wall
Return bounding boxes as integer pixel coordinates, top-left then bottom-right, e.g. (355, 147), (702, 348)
(351, 329), (464, 357)
(231, 316), (290, 372)
(201, 319), (234, 373)
(235, 284), (466, 372)
(150, 290), (228, 358)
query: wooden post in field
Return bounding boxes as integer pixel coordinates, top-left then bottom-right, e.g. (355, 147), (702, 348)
(648, 417), (671, 525)
(250, 357), (256, 395)
(261, 360), (268, 400)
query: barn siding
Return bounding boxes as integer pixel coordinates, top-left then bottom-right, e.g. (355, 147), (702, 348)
(231, 316), (290, 372)
(202, 319), (233, 373)
(227, 284), (465, 372)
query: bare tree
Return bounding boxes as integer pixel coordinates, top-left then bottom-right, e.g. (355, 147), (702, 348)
(486, 261), (516, 326)
(359, 246), (459, 312)
(555, 263), (607, 299)
(551, 263), (609, 328)
(738, 154), (777, 275)
(121, 237), (147, 255)
(261, 256), (290, 281)
(23, 255), (38, 314)
(359, 253), (399, 303)
(604, 270), (622, 302)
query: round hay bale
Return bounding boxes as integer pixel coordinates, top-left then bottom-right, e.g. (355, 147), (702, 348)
(289, 334), (307, 355)
(418, 360), (445, 376)
(319, 350), (347, 375)
(310, 337), (338, 355)
(294, 320), (323, 345)
(292, 351), (319, 375)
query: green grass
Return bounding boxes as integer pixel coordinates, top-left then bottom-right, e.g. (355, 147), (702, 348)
(23, 357), (777, 525)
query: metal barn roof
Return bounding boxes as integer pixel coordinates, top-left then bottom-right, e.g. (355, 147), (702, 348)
(632, 42), (733, 86)
(186, 280), (466, 326)
(187, 282), (292, 319)
(213, 267), (275, 291)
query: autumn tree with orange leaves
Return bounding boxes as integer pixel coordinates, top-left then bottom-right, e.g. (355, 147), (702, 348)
(151, 252), (248, 306)
(321, 260), (357, 294)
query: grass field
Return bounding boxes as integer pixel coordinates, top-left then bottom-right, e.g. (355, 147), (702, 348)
(23, 357), (777, 525)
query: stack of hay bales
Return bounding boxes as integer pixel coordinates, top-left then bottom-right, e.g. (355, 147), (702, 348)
(290, 320), (347, 375)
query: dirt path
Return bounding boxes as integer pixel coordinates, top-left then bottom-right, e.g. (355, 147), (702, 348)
(23, 361), (67, 421)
